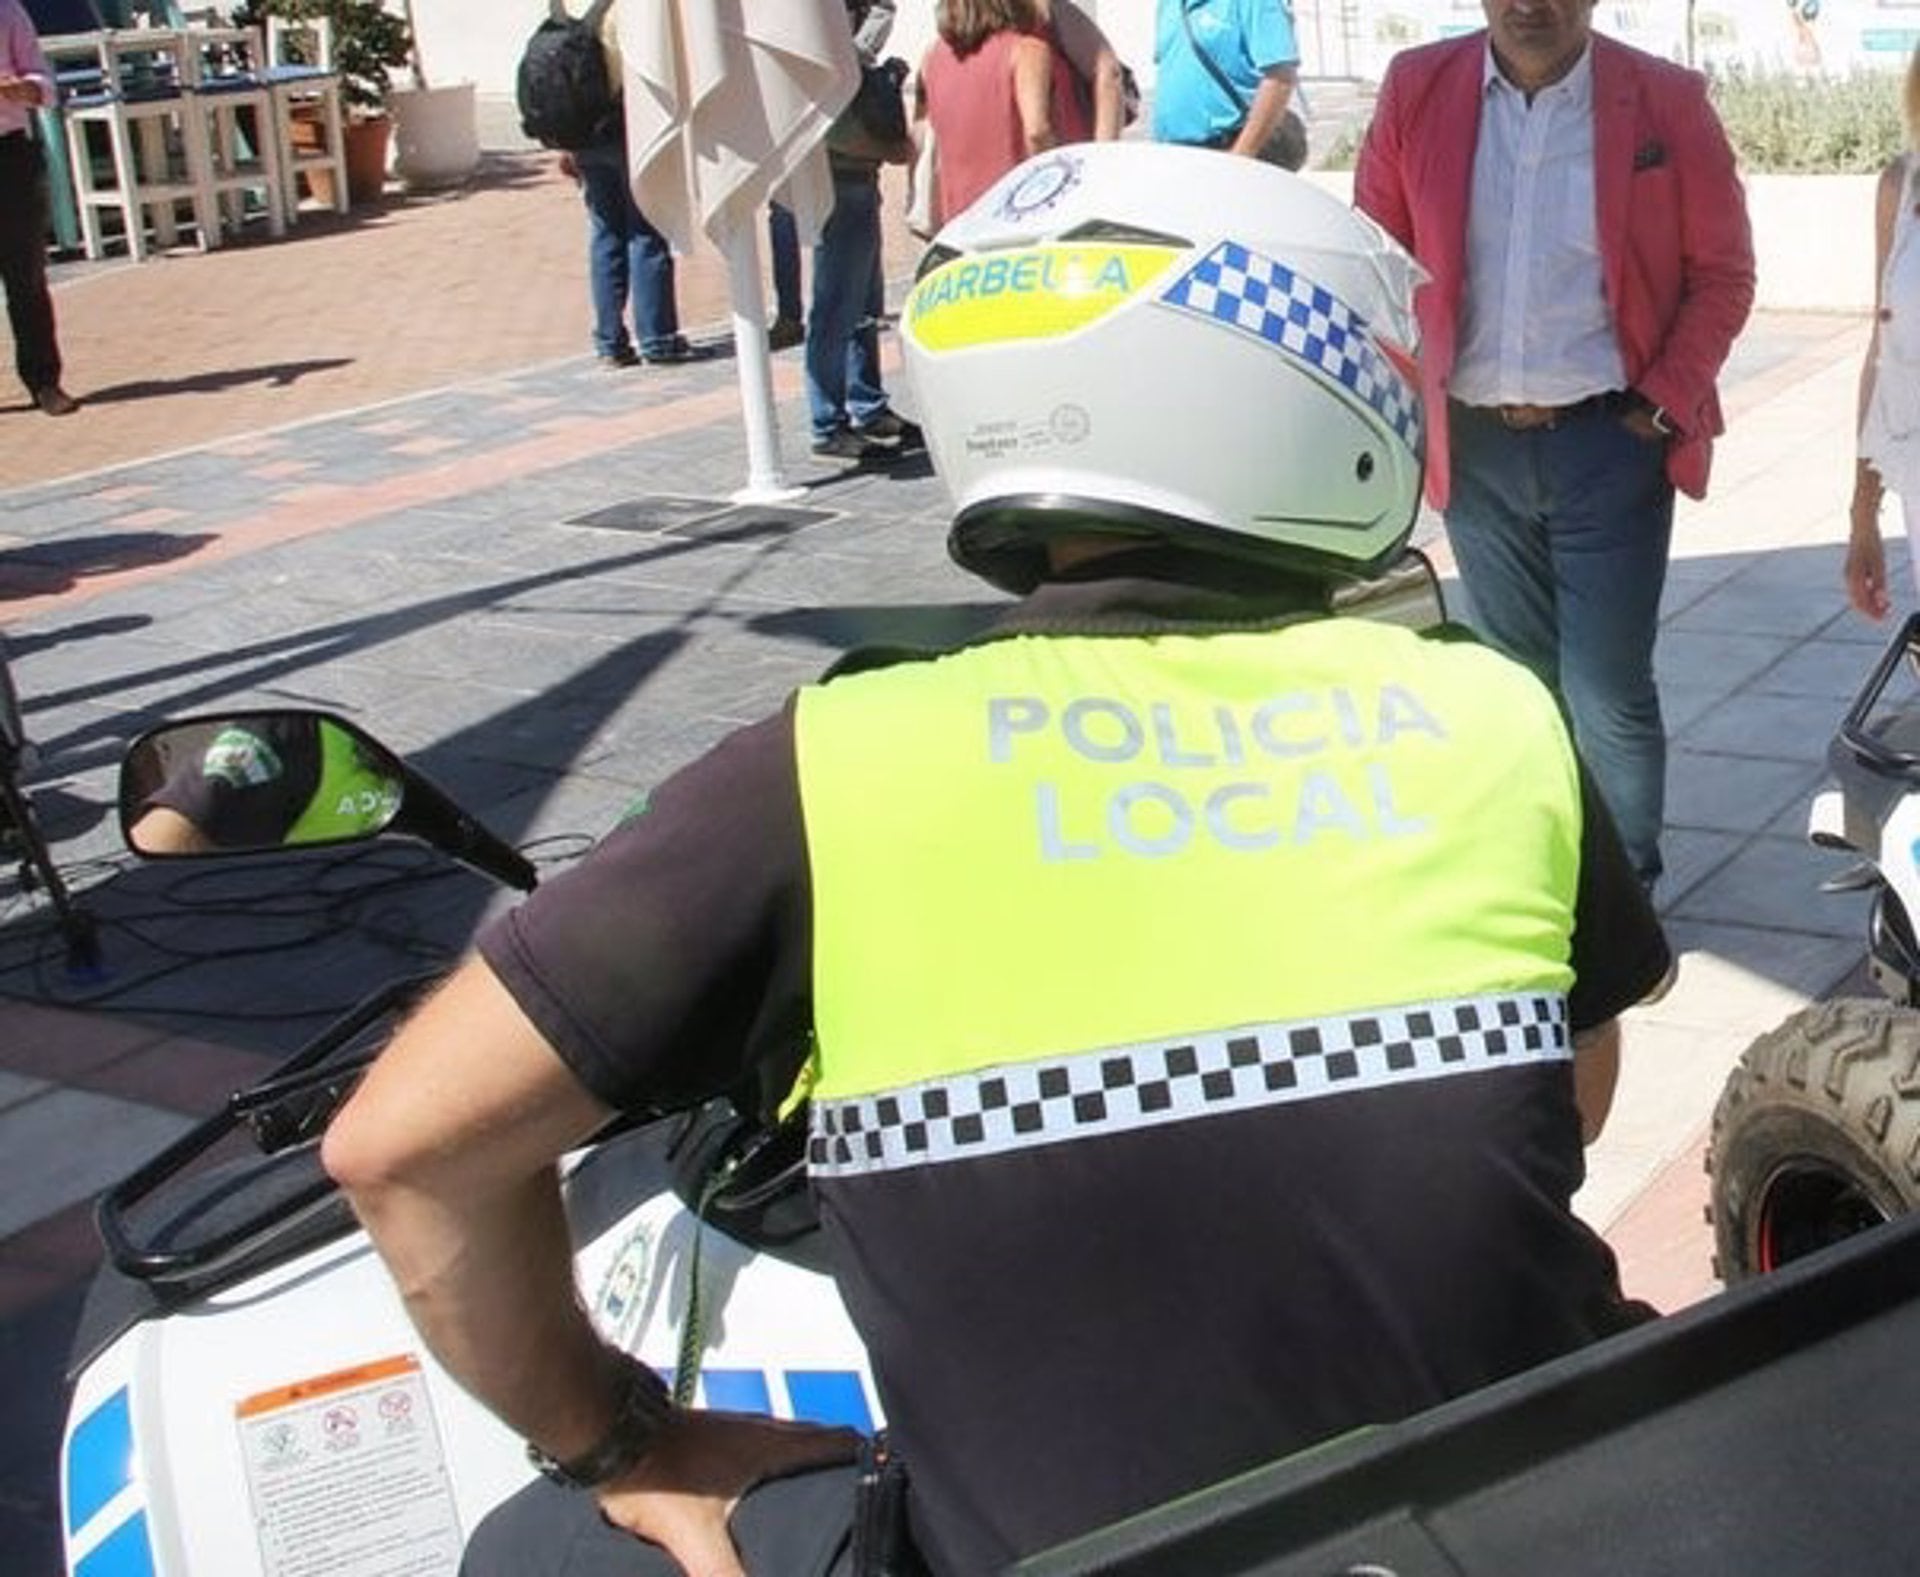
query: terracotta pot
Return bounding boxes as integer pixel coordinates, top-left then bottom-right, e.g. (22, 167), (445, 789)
(287, 106), (336, 210)
(342, 115), (392, 207)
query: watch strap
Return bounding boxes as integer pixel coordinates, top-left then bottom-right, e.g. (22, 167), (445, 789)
(525, 1351), (673, 1490)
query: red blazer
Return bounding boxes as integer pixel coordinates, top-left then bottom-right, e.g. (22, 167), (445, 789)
(1353, 31), (1755, 508)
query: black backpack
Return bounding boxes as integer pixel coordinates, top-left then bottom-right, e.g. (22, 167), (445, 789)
(517, 0), (622, 151)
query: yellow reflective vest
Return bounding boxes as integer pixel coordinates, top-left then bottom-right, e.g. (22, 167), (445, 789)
(285, 725), (401, 845)
(795, 618), (1582, 1102)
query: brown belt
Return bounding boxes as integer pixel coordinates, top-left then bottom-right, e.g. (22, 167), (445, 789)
(1482, 391), (1627, 431)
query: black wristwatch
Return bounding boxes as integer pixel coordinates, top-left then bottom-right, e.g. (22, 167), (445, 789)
(525, 1351), (673, 1489)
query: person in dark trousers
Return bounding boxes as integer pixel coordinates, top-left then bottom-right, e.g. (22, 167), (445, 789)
(807, 0), (921, 462)
(767, 202), (804, 350)
(1354, 0), (1755, 891)
(324, 148), (1671, 1576)
(1, 0), (77, 417)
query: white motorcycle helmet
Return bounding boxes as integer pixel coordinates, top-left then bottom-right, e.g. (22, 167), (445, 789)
(899, 142), (1428, 593)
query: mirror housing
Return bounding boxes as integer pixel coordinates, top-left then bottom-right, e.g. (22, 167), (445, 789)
(119, 710), (537, 891)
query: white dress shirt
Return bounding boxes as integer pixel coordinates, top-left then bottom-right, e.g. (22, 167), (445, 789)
(1449, 43), (1625, 409)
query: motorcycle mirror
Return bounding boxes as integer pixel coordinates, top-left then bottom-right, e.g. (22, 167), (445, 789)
(119, 710), (538, 891)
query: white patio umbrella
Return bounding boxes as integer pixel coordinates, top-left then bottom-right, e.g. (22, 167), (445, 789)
(623, 0), (860, 502)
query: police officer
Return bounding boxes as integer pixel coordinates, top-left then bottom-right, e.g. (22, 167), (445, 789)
(134, 716), (402, 854)
(324, 145), (1670, 1576)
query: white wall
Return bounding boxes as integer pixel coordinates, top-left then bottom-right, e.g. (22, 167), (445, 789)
(407, 0), (1920, 103)
(406, 3), (1156, 102)
(407, 0), (544, 95)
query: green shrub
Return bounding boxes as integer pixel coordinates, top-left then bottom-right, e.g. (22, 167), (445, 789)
(1312, 67), (1908, 175)
(233, 0), (417, 115)
(1707, 66), (1906, 174)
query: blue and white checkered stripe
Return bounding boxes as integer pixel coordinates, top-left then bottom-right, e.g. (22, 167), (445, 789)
(810, 990), (1567, 1178)
(1160, 241), (1422, 457)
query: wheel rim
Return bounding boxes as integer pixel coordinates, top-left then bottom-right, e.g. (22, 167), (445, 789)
(1755, 1162), (1892, 1272)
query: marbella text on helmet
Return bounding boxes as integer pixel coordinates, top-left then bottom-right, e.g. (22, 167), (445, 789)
(898, 142), (1429, 594)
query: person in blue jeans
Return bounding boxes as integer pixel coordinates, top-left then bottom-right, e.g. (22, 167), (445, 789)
(807, 156), (920, 460)
(808, 1), (919, 462)
(562, 138), (693, 368)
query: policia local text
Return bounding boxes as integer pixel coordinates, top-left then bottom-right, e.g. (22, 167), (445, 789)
(987, 686), (1446, 861)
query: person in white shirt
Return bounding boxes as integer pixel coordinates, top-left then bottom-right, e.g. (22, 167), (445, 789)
(1354, 0), (1754, 892)
(1847, 44), (1920, 620)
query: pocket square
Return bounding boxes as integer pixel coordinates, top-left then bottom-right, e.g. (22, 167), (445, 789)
(1633, 141), (1667, 171)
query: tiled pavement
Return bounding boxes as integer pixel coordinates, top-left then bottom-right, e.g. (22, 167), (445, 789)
(0, 165), (1890, 1573)
(1, 147), (927, 490)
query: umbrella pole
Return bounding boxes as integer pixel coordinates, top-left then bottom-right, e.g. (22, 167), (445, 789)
(722, 225), (805, 505)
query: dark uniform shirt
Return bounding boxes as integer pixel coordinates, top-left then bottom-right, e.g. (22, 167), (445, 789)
(479, 564), (1671, 1573)
(145, 717), (322, 849)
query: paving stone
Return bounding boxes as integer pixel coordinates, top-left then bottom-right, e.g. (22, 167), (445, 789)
(1753, 637), (1887, 700)
(1667, 832), (1873, 937)
(1667, 751), (1826, 834)
(0, 1091), (195, 1240)
(1674, 688), (1851, 762)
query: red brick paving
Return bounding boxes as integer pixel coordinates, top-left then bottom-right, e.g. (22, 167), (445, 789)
(1602, 1130), (1720, 1313)
(3, 154), (921, 491)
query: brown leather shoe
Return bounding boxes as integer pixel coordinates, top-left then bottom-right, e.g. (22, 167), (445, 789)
(33, 385), (79, 417)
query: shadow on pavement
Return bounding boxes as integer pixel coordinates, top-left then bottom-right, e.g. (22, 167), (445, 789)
(17, 528), (793, 783)
(4, 616), (152, 656)
(746, 600), (1006, 654)
(0, 534), (216, 602)
(75, 359), (355, 407)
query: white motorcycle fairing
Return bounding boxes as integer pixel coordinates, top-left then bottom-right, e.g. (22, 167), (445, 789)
(60, 1122), (878, 1577)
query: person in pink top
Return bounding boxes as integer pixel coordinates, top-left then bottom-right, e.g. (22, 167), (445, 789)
(918, 0), (1093, 229)
(0, 0), (76, 417)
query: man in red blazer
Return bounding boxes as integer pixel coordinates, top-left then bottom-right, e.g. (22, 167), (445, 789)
(1354, 0), (1753, 890)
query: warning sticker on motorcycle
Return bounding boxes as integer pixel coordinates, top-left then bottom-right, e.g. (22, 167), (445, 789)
(235, 1353), (463, 1577)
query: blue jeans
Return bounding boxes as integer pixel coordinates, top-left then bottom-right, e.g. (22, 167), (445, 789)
(806, 165), (889, 440)
(575, 141), (679, 358)
(1444, 400), (1675, 884)
(769, 202), (803, 323)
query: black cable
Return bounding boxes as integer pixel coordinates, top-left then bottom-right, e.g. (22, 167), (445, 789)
(0, 831), (588, 1019)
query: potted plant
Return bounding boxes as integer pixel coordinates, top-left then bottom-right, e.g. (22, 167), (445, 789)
(383, 0), (481, 195)
(235, 0), (417, 205)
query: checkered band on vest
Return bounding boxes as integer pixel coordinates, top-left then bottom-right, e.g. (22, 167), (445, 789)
(1160, 240), (1423, 458)
(808, 991), (1568, 1177)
